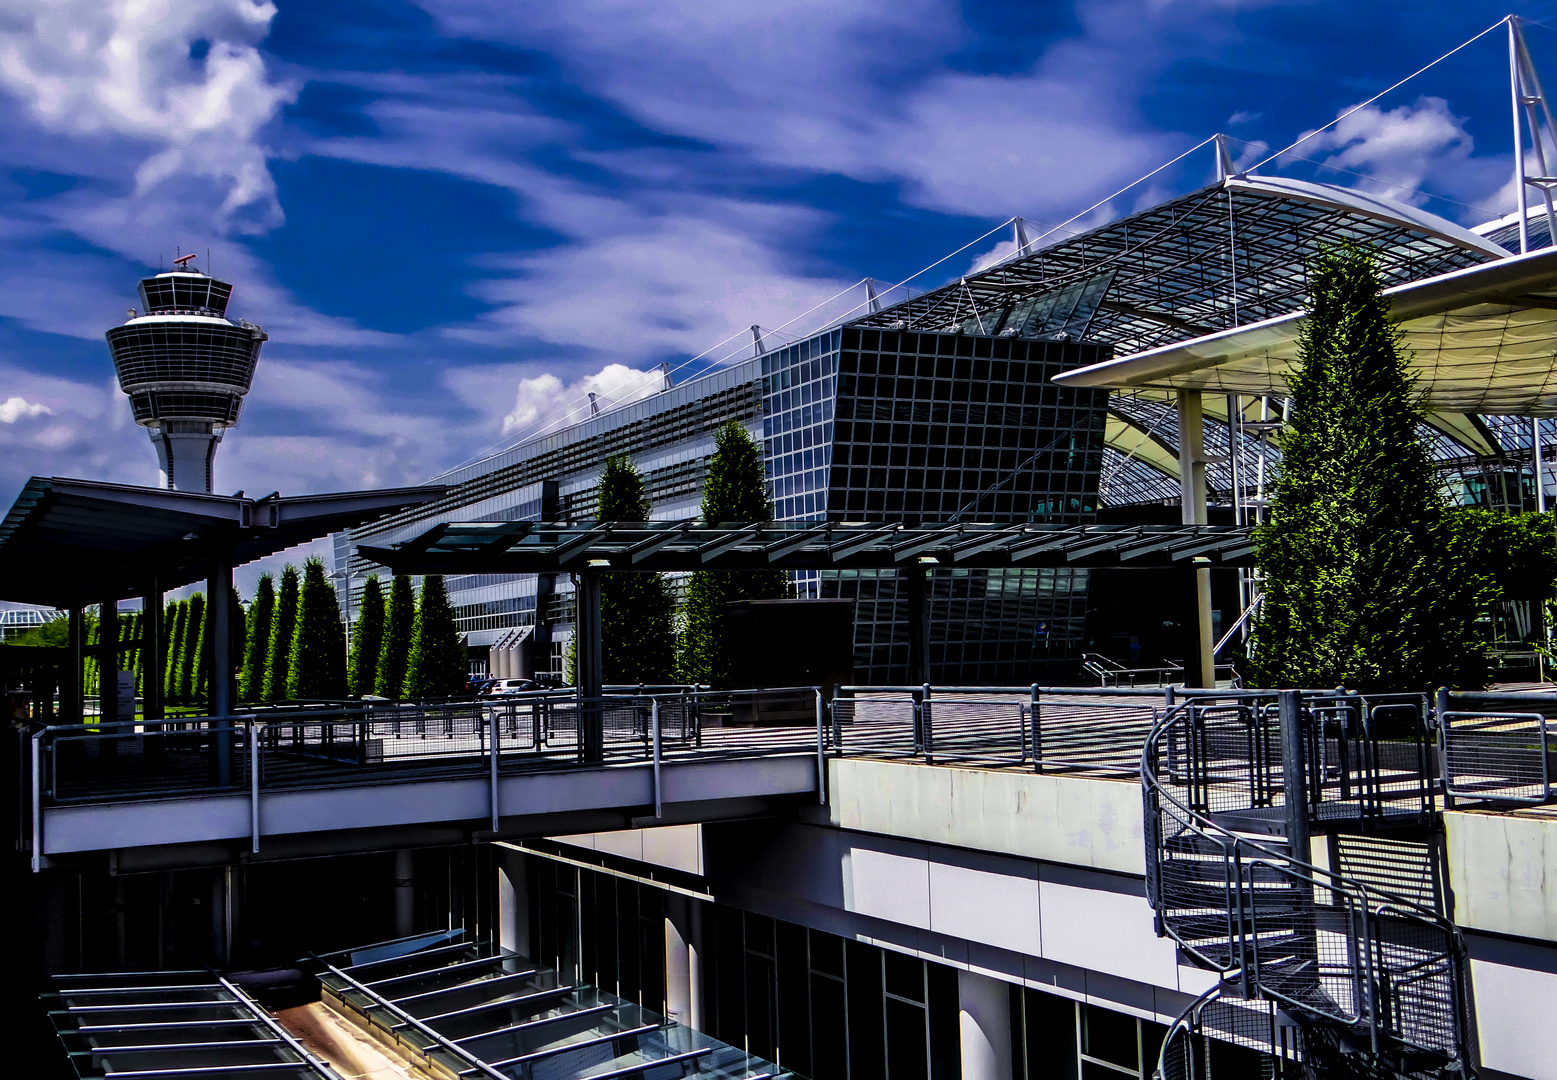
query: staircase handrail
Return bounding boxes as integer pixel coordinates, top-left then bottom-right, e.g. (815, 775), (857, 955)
(1153, 977), (1232, 1080)
(1141, 697), (1472, 1068)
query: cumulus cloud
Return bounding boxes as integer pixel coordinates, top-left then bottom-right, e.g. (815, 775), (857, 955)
(1292, 96), (1472, 207)
(0, 395), (51, 422)
(499, 363), (660, 437)
(0, 0), (296, 229)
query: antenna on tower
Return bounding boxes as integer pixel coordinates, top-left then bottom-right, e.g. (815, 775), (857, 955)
(173, 253), (198, 269)
(1508, 16), (1557, 253)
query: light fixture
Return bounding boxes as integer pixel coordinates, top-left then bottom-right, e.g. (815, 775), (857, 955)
(918, 556), (940, 565)
(586, 558), (612, 568)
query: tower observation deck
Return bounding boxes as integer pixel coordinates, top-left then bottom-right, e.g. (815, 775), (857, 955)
(105, 257), (267, 492)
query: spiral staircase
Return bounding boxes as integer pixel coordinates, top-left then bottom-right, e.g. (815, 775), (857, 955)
(1143, 690), (1474, 1079)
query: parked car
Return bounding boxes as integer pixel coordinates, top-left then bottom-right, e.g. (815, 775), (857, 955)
(465, 675), (495, 695)
(485, 678), (544, 697)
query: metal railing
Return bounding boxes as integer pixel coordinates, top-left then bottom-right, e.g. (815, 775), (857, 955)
(827, 684), (1164, 777)
(1143, 693), (1472, 1076)
(1438, 689), (1557, 807)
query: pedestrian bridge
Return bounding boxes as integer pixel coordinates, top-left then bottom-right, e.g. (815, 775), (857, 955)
(20, 685), (1167, 871)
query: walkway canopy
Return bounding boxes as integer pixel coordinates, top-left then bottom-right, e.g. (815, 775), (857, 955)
(0, 476), (446, 607)
(359, 519), (1256, 573)
(1054, 246), (1557, 416)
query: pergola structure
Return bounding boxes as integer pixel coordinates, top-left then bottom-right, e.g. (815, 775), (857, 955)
(361, 518), (1255, 712)
(0, 477), (445, 737)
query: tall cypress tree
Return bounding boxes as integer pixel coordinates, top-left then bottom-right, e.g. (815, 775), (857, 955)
(1251, 245), (1478, 690)
(375, 575), (416, 699)
(404, 576), (465, 698)
(180, 594), (205, 703)
(598, 456), (676, 683)
(263, 565), (300, 701)
(164, 601), (186, 703)
(678, 421), (787, 686)
(288, 557), (348, 699)
(241, 574), (275, 702)
(349, 575), (386, 697)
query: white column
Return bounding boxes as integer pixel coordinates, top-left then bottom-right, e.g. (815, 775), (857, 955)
(499, 854), (529, 957)
(665, 894), (703, 1030)
(1177, 390), (1215, 688)
(958, 969), (1013, 1080)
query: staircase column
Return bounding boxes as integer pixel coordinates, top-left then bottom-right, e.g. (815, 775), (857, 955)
(1177, 390), (1215, 687)
(958, 969), (1013, 1080)
(1278, 689), (1311, 861)
(664, 893), (703, 1031)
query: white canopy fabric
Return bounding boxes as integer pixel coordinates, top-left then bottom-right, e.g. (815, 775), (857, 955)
(1055, 247), (1557, 417)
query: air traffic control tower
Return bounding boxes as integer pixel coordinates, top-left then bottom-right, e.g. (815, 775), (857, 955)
(105, 255), (267, 492)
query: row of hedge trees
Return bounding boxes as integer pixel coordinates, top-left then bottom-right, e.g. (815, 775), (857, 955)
(46, 557), (465, 704)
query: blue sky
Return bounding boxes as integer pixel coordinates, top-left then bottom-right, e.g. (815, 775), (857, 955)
(3, 0), (1557, 528)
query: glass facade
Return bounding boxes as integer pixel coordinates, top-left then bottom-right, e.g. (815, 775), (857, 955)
(345, 323), (1108, 683)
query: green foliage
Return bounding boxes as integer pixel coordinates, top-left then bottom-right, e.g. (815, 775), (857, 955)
(598, 456), (676, 683)
(9, 615), (70, 647)
(677, 421), (788, 686)
(404, 575), (465, 698)
(263, 566), (299, 701)
(287, 557), (347, 699)
(1250, 246), (1483, 691)
(181, 594), (205, 702)
(164, 601), (186, 702)
(348, 575), (386, 697)
(375, 575), (416, 699)
(241, 574), (275, 701)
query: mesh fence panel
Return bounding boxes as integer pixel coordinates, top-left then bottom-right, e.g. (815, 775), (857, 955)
(1441, 711), (1551, 804)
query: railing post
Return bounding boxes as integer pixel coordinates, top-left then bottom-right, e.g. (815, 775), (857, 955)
(30, 726), (43, 873)
(1030, 684), (1042, 772)
(1435, 686), (1455, 809)
(1278, 689), (1312, 864)
(814, 687), (826, 805)
(922, 683), (934, 765)
(489, 711), (500, 833)
(652, 698), (663, 819)
(249, 718), (260, 854)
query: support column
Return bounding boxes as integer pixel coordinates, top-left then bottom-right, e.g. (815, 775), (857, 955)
(395, 848), (416, 938)
(1278, 689), (1311, 860)
(98, 597), (120, 730)
(664, 894), (703, 1031)
(904, 565), (930, 686)
(498, 852), (529, 956)
(141, 579), (164, 725)
(66, 607), (85, 725)
(1176, 390), (1215, 688)
(208, 559), (234, 785)
(958, 969), (1013, 1080)
(575, 573), (603, 762)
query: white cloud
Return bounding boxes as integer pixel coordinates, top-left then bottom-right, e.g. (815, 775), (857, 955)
(1292, 96), (1472, 207)
(0, 395), (52, 422)
(498, 363), (659, 437)
(0, 0), (296, 229)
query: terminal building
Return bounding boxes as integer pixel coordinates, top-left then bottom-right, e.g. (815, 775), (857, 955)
(339, 173), (1531, 684)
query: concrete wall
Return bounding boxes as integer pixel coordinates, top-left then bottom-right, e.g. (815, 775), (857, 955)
(1445, 809), (1557, 943)
(549, 824), (704, 876)
(826, 757), (1145, 875)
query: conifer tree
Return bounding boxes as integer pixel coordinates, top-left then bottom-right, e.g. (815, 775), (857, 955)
(263, 565), (300, 701)
(678, 421), (787, 686)
(164, 601), (186, 703)
(241, 574), (275, 702)
(348, 575), (386, 697)
(375, 575), (416, 699)
(84, 616), (99, 696)
(404, 576), (466, 698)
(180, 594), (205, 702)
(597, 456), (676, 683)
(288, 557), (348, 698)
(1251, 245), (1481, 690)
